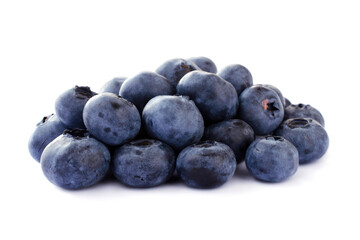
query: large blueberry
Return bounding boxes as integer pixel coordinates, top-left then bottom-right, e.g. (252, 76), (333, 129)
(41, 129), (111, 190)
(177, 71), (239, 124)
(119, 71), (175, 112)
(245, 136), (299, 182)
(275, 118), (329, 164)
(187, 56), (217, 73)
(99, 76), (127, 95)
(55, 86), (97, 129)
(83, 93), (141, 146)
(28, 114), (66, 162)
(155, 58), (200, 88)
(112, 139), (176, 188)
(284, 103), (325, 126)
(255, 84), (286, 107)
(142, 95), (204, 151)
(203, 119), (255, 164)
(218, 64), (253, 96)
(238, 85), (284, 135)
(176, 141), (236, 189)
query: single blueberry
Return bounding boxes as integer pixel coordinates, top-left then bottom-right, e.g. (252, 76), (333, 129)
(177, 71), (239, 124)
(176, 141), (237, 189)
(28, 114), (66, 162)
(119, 71), (175, 113)
(40, 129), (111, 190)
(99, 76), (127, 95)
(238, 85), (284, 135)
(83, 93), (141, 146)
(112, 139), (176, 188)
(218, 64), (253, 96)
(245, 136), (299, 182)
(142, 95), (204, 151)
(284, 103), (325, 127)
(55, 86), (97, 129)
(187, 56), (217, 73)
(155, 58), (200, 88)
(203, 119), (255, 164)
(275, 118), (329, 164)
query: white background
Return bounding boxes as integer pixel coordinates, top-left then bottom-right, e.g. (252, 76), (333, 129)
(1, 0), (359, 239)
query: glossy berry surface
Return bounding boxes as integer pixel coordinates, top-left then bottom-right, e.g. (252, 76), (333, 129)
(284, 103), (325, 126)
(177, 71), (239, 124)
(112, 139), (176, 188)
(99, 77), (127, 95)
(176, 141), (236, 189)
(41, 129), (111, 190)
(275, 118), (329, 164)
(187, 56), (217, 73)
(238, 85), (284, 135)
(245, 136), (299, 182)
(83, 93), (141, 146)
(218, 64), (253, 96)
(142, 95), (204, 151)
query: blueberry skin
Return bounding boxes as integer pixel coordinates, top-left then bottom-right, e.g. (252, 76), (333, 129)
(187, 56), (217, 73)
(218, 64), (253, 96)
(284, 98), (291, 107)
(275, 118), (329, 164)
(284, 103), (325, 127)
(28, 114), (66, 162)
(203, 119), (255, 164)
(142, 95), (204, 151)
(238, 85), (284, 135)
(245, 136), (299, 182)
(83, 93), (141, 146)
(256, 84), (286, 107)
(119, 71), (175, 112)
(99, 77), (127, 95)
(112, 139), (176, 188)
(176, 141), (236, 189)
(155, 58), (200, 88)
(55, 86), (97, 129)
(177, 71), (239, 124)
(40, 129), (111, 190)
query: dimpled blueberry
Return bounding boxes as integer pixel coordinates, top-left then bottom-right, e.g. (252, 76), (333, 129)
(99, 77), (127, 95)
(245, 136), (299, 182)
(177, 71), (239, 124)
(40, 129), (111, 190)
(28, 114), (66, 162)
(83, 93), (141, 146)
(176, 141), (236, 189)
(187, 56), (217, 73)
(203, 119), (255, 164)
(256, 84), (286, 107)
(119, 71), (175, 112)
(55, 86), (97, 129)
(112, 139), (176, 188)
(238, 85), (284, 135)
(218, 64), (253, 96)
(275, 118), (329, 164)
(155, 58), (200, 88)
(284, 103), (325, 126)
(142, 95), (204, 151)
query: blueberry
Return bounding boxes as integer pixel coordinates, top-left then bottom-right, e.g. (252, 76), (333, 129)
(83, 93), (141, 146)
(142, 95), (204, 151)
(187, 56), (217, 73)
(112, 139), (176, 188)
(155, 58), (200, 88)
(256, 84), (286, 107)
(40, 129), (111, 190)
(238, 85), (284, 135)
(99, 77), (127, 95)
(218, 64), (253, 96)
(176, 141), (236, 189)
(28, 114), (66, 162)
(275, 118), (329, 164)
(203, 119), (255, 164)
(177, 71), (239, 124)
(245, 136), (299, 182)
(284, 98), (291, 107)
(284, 103), (325, 126)
(119, 71), (175, 112)
(55, 86), (97, 129)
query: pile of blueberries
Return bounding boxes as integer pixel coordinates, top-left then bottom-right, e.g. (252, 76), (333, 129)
(28, 57), (329, 190)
